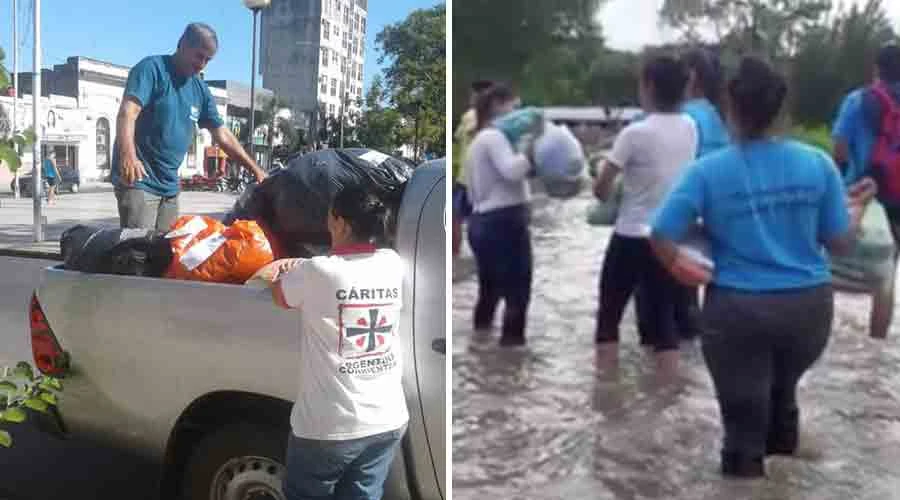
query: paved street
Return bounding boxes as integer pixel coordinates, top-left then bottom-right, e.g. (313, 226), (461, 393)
(0, 257), (158, 500)
(0, 187), (239, 258)
(0, 189), (240, 499)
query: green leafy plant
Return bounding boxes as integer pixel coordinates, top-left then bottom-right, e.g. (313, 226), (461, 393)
(791, 124), (833, 154)
(0, 127), (36, 174)
(0, 361), (64, 447)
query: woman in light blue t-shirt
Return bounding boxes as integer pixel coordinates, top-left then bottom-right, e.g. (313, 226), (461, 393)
(651, 57), (873, 479)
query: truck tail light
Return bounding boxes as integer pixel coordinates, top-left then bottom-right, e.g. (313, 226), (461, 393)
(30, 293), (69, 376)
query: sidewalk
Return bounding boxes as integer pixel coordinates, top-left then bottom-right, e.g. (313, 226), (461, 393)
(0, 189), (240, 260)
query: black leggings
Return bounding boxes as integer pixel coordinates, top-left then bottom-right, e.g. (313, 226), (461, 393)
(636, 283), (703, 344)
(594, 234), (681, 351)
(467, 205), (532, 342)
(701, 285), (832, 461)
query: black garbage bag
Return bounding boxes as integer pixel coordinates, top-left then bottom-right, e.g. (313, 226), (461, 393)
(225, 148), (412, 258)
(60, 225), (174, 277)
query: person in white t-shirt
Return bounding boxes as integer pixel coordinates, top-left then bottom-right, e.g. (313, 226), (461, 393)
(592, 53), (698, 373)
(270, 186), (409, 500)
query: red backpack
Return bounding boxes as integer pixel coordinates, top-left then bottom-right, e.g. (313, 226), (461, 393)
(870, 82), (900, 205)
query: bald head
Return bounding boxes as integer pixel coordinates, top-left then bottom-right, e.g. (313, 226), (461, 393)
(175, 23), (218, 77)
(179, 23), (218, 51)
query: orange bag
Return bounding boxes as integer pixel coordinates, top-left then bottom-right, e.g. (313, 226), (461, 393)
(165, 215), (274, 284)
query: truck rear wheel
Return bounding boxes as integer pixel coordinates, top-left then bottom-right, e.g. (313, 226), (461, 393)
(182, 423), (288, 500)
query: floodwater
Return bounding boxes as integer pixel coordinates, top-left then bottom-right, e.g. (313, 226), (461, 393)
(452, 191), (900, 500)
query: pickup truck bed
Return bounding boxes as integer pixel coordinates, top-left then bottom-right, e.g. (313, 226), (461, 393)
(29, 161), (447, 500)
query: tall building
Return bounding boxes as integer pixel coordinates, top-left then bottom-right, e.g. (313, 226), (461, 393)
(260, 0), (367, 134)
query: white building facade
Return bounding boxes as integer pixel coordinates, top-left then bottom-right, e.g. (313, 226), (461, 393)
(261, 0), (366, 130)
(1, 56), (235, 188)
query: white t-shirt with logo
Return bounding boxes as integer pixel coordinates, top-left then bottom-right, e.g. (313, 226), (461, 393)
(607, 113), (698, 238)
(280, 248), (409, 440)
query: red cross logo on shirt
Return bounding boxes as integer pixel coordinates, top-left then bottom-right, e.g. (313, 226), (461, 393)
(338, 303), (396, 359)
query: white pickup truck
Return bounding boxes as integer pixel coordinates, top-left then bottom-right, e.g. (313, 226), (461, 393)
(26, 161), (446, 500)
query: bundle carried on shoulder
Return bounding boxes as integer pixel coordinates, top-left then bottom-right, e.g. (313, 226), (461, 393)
(165, 215), (274, 284)
(60, 226), (173, 277)
(493, 108), (586, 199)
(225, 148), (412, 258)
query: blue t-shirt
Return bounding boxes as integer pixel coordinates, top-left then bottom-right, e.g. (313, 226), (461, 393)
(111, 55), (224, 197)
(682, 98), (730, 158)
(42, 159), (56, 179)
(832, 88), (875, 184)
(652, 139), (850, 292)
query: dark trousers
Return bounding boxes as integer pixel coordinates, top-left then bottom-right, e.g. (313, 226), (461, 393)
(594, 234), (680, 351)
(636, 284), (703, 344)
(701, 285), (832, 461)
(467, 204), (532, 342)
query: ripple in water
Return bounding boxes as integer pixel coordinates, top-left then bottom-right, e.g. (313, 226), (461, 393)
(452, 192), (900, 500)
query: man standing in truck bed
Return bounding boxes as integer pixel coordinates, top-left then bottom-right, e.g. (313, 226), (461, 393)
(113, 23), (266, 231)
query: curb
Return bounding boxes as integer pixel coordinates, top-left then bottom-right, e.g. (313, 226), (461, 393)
(0, 247), (62, 261)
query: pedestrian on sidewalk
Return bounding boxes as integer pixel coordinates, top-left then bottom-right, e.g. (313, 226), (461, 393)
(112, 23), (266, 231)
(464, 82), (537, 346)
(592, 53), (697, 372)
(42, 151), (61, 206)
(650, 56), (874, 478)
(269, 186), (408, 500)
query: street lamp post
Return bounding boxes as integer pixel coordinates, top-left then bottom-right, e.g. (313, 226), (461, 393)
(243, 0), (271, 163)
(410, 87), (423, 164)
(12, 0), (19, 199)
(32, 0), (42, 242)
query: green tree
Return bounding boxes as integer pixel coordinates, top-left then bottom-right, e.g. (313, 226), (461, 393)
(791, 0), (897, 124)
(453, 0), (607, 118)
(659, 0), (832, 61)
(0, 47), (9, 90)
(375, 4), (446, 159)
(356, 76), (404, 152)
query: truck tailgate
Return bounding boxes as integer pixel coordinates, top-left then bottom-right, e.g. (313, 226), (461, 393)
(36, 266), (301, 459)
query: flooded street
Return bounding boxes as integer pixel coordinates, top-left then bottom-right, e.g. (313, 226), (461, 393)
(452, 191), (900, 500)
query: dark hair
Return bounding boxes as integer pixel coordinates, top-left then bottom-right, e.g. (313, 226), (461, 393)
(682, 48), (724, 112)
(331, 186), (389, 244)
(641, 54), (689, 112)
(877, 44), (900, 83)
(727, 56), (787, 140)
(179, 23), (219, 51)
(474, 82), (515, 130)
(471, 80), (494, 93)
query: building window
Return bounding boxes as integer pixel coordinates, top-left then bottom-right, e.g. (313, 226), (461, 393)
(320, 75), (327, 94)
(96, 117), (110, 173)
(332, 51), (338, 65)
(329, 103), (336, 116)
(361, 17), (366, 33)
(331, 78), (337, 97)
(359, 42), (364, 57)
(321, 47), (328, 67)
(323, 20), (329, 39)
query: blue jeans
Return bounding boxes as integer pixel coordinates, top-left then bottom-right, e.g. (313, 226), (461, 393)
(283, 426), (406, 500)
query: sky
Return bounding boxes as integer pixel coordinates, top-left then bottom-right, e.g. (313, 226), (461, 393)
(599, 0), (900, 51)
(0, 0), (441, 93)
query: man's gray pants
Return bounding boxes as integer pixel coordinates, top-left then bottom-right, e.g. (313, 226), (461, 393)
(115, 186), (179, 232)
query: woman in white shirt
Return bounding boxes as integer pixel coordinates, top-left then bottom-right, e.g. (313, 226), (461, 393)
(270, 186), (408, 500)
(592, 54), (698, 371)
(464, 82), (536, 346)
